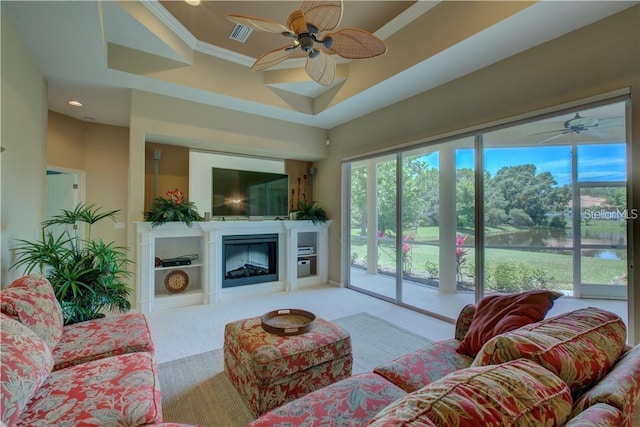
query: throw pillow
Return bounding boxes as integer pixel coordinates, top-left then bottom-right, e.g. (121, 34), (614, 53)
(0, 275), (64, 350)
(1, 313), (54, 426)
(471, 307), (626, 398)
(368, 358), (572, 427)
(456, 289), (562, 356)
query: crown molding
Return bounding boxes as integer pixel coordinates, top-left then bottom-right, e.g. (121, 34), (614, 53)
(195, 40), (254, 67)
(376, 1), (440, 39)
(142, 0), (198, 49)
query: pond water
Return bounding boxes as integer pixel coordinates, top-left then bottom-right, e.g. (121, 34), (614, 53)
(466, 226), (627, 260)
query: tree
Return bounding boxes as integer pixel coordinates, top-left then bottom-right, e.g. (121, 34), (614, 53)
(376, 160), (398, 234)
(350, 166), (368, 236)
(509, 208), (534, 226)
(486, 207), (509, 227)
(375, 155), (434, 236)
(489, 164), (569, 226)
(416, 168), (439, 227)
(605, 188), (626, 210)
(456, 168), (474, 229)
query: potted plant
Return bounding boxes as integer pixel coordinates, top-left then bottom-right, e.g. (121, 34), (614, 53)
(11, 203), (133, 325)
(144, 188), (203, 227)
(293, 200), (329, 224)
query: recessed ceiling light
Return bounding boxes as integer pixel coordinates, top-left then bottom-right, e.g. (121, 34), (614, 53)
(184, 0), (201, 5)
(67, 100), (83, 107)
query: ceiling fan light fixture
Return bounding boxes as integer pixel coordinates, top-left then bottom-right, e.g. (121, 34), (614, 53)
(227, 0), (386, 86)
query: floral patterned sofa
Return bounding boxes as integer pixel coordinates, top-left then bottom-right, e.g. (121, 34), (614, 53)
(248, 290), (640, 426)
(0, 275), (194, 427)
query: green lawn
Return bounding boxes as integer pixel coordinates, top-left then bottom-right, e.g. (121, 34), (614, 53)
(350, 223), (627, 290)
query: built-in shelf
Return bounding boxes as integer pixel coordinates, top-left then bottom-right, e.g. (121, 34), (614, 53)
(136, 220), (331, 313)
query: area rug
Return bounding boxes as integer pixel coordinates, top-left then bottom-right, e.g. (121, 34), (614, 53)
(158, 312), (432, 426)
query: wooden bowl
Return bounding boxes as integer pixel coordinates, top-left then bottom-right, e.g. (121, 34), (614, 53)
(261, 309), (316, 336)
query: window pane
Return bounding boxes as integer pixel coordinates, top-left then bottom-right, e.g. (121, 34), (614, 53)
(483, 119), (573, 295)
(577, 144), (626, 182)
(376, 158), (397, 291)
(399, 149), (440, 310)
(348, 157), (398, 302)
(579, 185), (628, 291)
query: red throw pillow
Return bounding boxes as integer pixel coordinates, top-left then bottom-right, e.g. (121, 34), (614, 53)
(456, 290), (562, 356)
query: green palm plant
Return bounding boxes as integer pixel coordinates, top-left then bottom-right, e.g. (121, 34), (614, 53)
(11, 203), (133, 325)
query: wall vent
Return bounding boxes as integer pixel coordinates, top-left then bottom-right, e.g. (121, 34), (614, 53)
(230, 24), (253, 43)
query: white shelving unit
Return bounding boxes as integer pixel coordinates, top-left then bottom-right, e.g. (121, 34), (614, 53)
(136, 223), (208, 313)
(136, 220), (331, 313)
(283, 221), (330, 291)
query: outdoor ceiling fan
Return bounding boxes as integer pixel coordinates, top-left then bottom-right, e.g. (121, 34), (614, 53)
(532, 113), (622, 144)
(227, 0), (387, 86)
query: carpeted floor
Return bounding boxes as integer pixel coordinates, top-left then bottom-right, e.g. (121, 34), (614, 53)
(158, 312), (433, 426)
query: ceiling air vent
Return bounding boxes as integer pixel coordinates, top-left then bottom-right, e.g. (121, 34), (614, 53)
(229, 24), (253, 43)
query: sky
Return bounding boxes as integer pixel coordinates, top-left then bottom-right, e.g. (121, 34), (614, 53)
(446, 143), (627, 186)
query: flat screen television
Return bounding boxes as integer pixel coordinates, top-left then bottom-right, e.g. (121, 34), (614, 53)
(211, 167), (289, 217)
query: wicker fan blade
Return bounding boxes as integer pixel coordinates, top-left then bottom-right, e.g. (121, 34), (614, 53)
(530, 128), (569, 136)
(305, 51), (336, 86)
(227, 14), (292, 34)
(327, 28), (387, 59)
(537, 132), (569, 145)
(301, 0), (343, 32)
(252, 46), (296, 71)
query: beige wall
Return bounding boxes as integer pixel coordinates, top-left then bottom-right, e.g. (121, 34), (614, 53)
(0, 9), (48, 284)
(47, 111), (86, 170)
(83, 122), (129, 245)
(46, 112), (129, 273)
(144, 142), (190, 212)
(319, 6), (640, 341)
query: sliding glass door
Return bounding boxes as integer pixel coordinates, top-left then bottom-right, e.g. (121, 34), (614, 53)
(348, 155), (398, 302)
(345, 98), (629, 323)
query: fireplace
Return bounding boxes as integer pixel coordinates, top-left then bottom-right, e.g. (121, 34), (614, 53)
(222, 234), (278, 288)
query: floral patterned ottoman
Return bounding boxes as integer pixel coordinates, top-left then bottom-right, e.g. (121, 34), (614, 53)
(224, 315), (352, 416)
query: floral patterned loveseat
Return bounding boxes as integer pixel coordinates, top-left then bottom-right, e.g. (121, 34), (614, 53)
(0, 275), (193, 427)
(249, 291), (640, 426)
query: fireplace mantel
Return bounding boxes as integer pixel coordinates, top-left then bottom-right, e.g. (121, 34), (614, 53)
(135, 220), (331, 313)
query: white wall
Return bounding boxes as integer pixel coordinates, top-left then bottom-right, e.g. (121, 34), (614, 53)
(189, 151), (284, 217)
(0, 9), (48, 284)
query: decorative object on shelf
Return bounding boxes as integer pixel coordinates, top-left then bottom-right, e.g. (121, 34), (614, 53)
(293, 200), (328, 223)
(144, 188), (204, 227)
(164, 270), (189, 294)
(11, 203), (133, 325)
(261, 308), (316, 335)
(155, 257), (162, 267)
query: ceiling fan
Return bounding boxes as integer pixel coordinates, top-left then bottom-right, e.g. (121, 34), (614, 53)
(227, 0), (387, 86)
(532, 113), (622, 144)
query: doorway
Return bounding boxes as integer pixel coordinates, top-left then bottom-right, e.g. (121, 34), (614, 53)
(46, 167), (85, 236)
